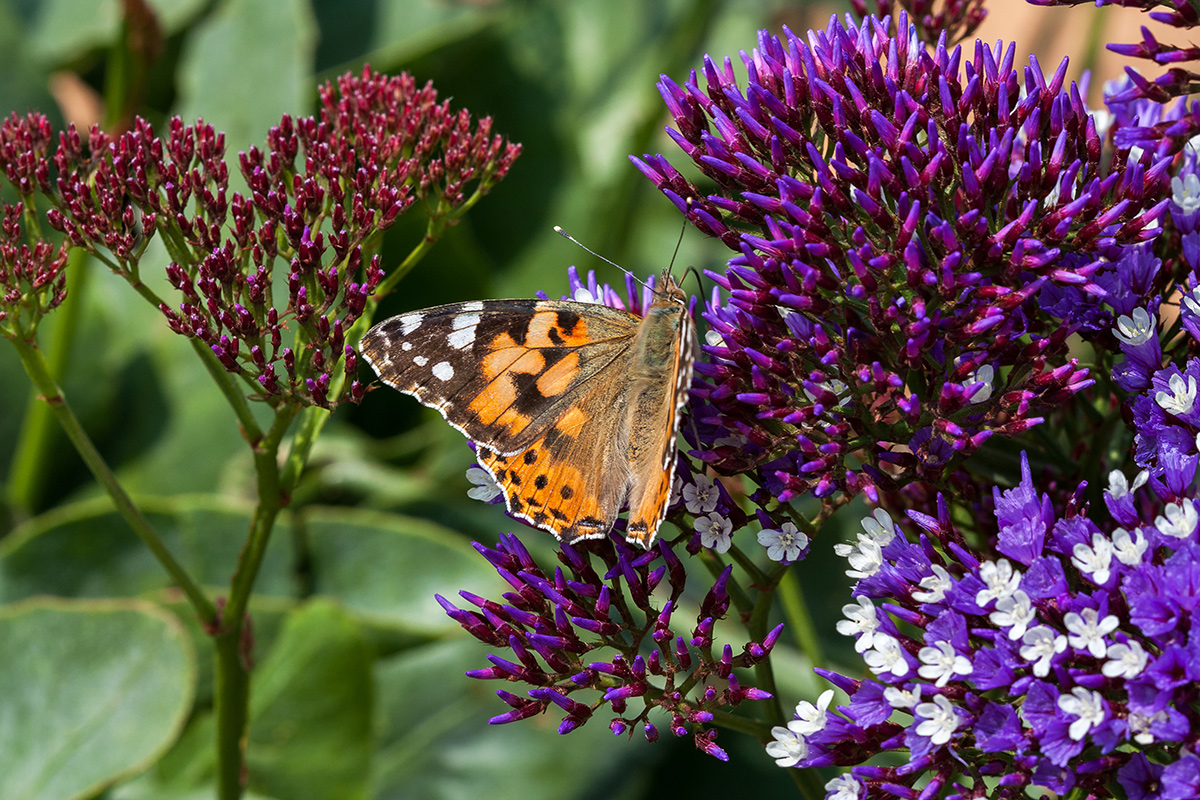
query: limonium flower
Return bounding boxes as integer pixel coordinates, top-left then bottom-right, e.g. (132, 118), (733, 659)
(1029, 0), (1200, 156)
(634, 12), (1169, 506)
(771, 267), (1200, 798)
(440, 532), (781, 760)
(37, 67), (519, 408)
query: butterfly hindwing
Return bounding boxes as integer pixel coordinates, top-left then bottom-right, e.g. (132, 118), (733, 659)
(476, 376), (633, 542)
(360, 299), (642, 455)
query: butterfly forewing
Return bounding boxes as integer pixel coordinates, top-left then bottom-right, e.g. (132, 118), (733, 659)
(360, 299), (642, 455)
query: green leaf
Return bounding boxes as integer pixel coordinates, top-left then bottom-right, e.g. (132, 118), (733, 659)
(0, 597), (195, 800)
(246, 600), (373, 800)
(303, 507), (501, 635)
(0, 1), (59, 123)
(24, 0), (208, 65)
(372, 638), (634, 800)
(174, 0), (317, 153)
(0, 494), (296, 602)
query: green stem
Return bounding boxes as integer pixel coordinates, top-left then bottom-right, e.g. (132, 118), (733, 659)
(213, 628), (250, 800)
(7, 337), (217, 623)
(213, 404), (298, 800)
(7, 248), (90, 513)
(777, 567), (824, 668)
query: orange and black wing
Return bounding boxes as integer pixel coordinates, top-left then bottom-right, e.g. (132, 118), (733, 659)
(359, 299), (640, 455)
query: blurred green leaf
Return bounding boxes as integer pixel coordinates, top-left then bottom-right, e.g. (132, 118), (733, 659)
(0, 597), (195, 800)
(372, 638), (644, 800)
(175, 0), (316, 153)
(26, 0), (208, 65)
(246, 600), (373, 800)
(313, 0), (494, 74)
(0, 494), (296, 601)
(0, 2), (59, 124)
(304, 506), (500, 636)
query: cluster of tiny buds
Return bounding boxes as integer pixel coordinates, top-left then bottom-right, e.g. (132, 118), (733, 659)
(0, 66), (520, 409)
(438, 531), (780, 760)
(0, 203), (68, 338)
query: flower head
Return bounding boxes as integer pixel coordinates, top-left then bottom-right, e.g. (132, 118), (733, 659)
(637, 13), (1163, 506)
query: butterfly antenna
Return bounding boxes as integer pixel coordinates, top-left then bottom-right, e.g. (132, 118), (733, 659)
(554, 225), (647, 284)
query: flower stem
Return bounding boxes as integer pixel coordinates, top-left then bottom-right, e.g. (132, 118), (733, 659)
(6, 336), (217, 623)
(778, 567), (824, 668)
(7, 247), (90, 513)
(213, 403), (298, 800)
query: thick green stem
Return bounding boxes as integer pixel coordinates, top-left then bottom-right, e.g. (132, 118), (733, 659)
(7, 337), (217, 623)
(213, 628), (250, 800)
(7, 248), (91, 512)
(213, 404), (298, 800)
(777, 568), (824, 668)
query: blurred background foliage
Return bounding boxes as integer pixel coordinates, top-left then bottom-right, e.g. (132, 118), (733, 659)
(0, 0), (1152, 798)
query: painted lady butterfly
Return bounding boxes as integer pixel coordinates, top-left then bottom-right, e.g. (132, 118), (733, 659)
(359, 270), (695, 547)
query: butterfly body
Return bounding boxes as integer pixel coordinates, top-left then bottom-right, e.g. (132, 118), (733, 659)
(359, 271), (694, 547)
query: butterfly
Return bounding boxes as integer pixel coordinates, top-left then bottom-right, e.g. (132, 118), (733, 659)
(358, 270), (696, 548)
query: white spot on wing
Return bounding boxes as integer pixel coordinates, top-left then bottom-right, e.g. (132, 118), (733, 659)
(460, 301), (484, 312)
(414, 355), (428, 367)
(432, 361), (454, 381)
(401, 342), (412, 351)
(398, 313), (423, 335)
(447, 312), (480, 350)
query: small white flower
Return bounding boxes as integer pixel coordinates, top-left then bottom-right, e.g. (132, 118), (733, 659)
(1155, 499), (1198, 539)
(975, 559), (1021, 608)
(682, 474), (720, 514)
(1103, 640), (1149, 679)
(696, 512), (733, 553)
(824, 775), (863, 800)
(1106, 469), (1148, 499)
(990, 589), (1036, 640)
(1064, 608), (1119, 658)
(1173, 172), (1200, 214)
(917, 641), (973, 687)
(466, 465), (502, 502)
(572, 285), (599, 303)
(1156, 372), (1198, 416)
(1113, 307), (1155, 346)
(964, 364), (995, 404)
(1187, 286), (1200, 319)
(912, 564), (953, 604)
(757, 522), (809, 562)
(1056, 687), (1107, 742)
(764, 726), (807, 767)
(1020, 625), (1067, 677)
(788, 689), (835, 737)
(883, 685), (921, 709)
(834, 535), (884, 580)
(860, 508), (896, 546)
(1112, 527), (1149, 566)
(914, 694), (961, 746)
(1072, 532), (1114, 585)
(863, 634), (911, 678)
(836, 596), (881, 653)
(1128, 709), (1167, 745)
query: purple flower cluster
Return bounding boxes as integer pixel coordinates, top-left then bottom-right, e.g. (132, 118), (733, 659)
(634, 13), (1170, 505)
(439, 532), (781, 760)
(849, 0), (987, 45)
(1030, 0), (1200, 156)
(772, 447), (1200, 798)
